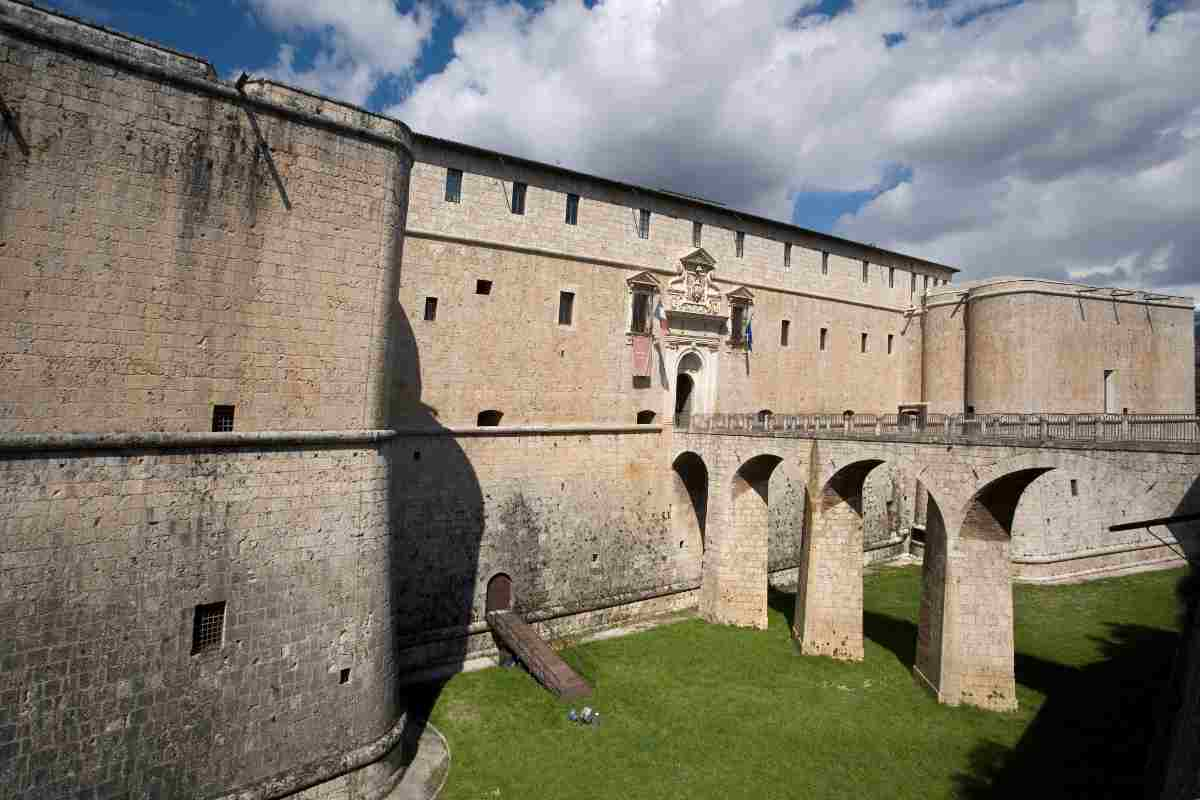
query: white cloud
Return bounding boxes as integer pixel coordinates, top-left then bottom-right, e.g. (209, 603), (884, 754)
(243, 0), (1200, 301)
(242, 0), (435, 105)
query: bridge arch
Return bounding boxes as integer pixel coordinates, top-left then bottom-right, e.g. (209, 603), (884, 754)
(671, 451), (708, 588)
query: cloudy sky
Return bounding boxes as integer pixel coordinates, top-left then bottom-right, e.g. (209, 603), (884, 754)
(46, 0), (1200, 302)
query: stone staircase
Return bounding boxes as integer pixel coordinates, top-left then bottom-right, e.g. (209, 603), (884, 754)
(486, 610), (592, 700)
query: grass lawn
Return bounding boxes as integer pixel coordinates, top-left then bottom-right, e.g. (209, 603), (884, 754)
(423, 566), (1184, 799)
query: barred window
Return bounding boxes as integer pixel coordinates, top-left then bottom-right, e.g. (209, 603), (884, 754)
(784, 243), (791, 270)
(565, 193), (579, 225)
(821, 251), (829, 275)
(638, 209), (651, 239)
(693, 221), (702, 247)
(735, 231), (745, 258)
(192, 601), (225, 655)
(511, 182), (527, 215)
(212, 405), (234, 432)
(889, 267), (895, 288)
(862, 260), (869, 283)
(445, 168), (462, 203)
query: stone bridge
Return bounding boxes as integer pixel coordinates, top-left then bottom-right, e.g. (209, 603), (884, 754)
(672, 416), (1200, 712)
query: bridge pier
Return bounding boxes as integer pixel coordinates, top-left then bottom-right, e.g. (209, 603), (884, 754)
(794, 465), (872, 661)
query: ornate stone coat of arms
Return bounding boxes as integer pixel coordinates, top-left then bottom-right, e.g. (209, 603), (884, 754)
(667, 249), (722, 315)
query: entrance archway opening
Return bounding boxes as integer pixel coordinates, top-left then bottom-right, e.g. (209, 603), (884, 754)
(675, 352), (703, 422)
(486, 573), (512, 614)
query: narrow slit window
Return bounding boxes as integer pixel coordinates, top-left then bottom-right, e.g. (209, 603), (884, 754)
(735, 231), (745, 258)
(423, 297), (438, 321)
(784, 242), (792, 270)
(476, 279), (492, 295)
(212, 405), (234, 432)
(819, 327), (828, 351)
(558, 291), (575, 326)
(861, 332), (868, 353)
(444, 168), (462, 203)
(887, 333), (894, 355)
(888, 267), (895, 288)
(693, 221), (702, 247)
(511, 182), (526, 215)
(191, 601), (225, 655)
(637, 209), (651, 239)
(1070, 479), (1078, 497)
(781, 319), (790, 347)
(923, 275), (930, 292)
(862, 260), (869, 283)
(565, 193), (579, 225)
(821, 251), (829, 275)
(910, 272), (917, 298)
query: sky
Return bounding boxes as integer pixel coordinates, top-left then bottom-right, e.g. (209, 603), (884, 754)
(42, 0), (1200, 303)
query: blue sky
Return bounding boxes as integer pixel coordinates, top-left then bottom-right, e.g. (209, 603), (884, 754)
(36, 1), (1200, 299)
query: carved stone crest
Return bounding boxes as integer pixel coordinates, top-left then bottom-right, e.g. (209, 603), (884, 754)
(667, 248), (722, 316)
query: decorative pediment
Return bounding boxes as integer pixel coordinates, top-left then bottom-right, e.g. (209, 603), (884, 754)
(725, 286), (755, 304)
(626, 271), (661, 289)
(667, 249), (722, 316)
(680, 248), (717, 269)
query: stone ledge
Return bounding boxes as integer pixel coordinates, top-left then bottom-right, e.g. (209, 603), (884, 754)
(0, 424), (664, 452)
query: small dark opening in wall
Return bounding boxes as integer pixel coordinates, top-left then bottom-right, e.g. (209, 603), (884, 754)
(679, 540), (684, 549)
(478, 410), (503, 426)
(1070, 479), (1078, 497)
(476, 279), (492, 295)
(212, 405), (235, 432)
(191, 601), (225, 655)
(558, 291), (575, 326)
(591, 553), (599, 563)
(637, 410), (656, 424)
(413, 450), (421, 461)
(423, 297), (438, 321)
(339, 668), (351, 684)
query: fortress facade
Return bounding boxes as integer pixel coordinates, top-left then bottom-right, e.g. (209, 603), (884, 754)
(0, 2), (1196, 798)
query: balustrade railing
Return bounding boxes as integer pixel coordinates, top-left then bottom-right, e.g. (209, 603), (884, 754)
(680, 412), (1200, 445)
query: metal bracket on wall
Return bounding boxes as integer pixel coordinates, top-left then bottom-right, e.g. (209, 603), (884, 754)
(1109, 511), (1200, 566)
(0, 95), (30, 156)
(234, 73), (291, 211)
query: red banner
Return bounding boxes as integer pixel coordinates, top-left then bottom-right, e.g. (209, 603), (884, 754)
(632, 335), (652, 378)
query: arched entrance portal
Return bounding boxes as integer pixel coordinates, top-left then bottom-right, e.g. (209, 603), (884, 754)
(486, 573), (512, 614)
(675, 352), (703, 421)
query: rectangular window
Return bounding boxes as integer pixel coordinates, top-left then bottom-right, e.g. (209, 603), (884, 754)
(558, 291), (574, 326)
(212, 405), (234, 432)
(784, 243), (792, 270)
(693, 221), (702, 247)
(565, 193), (579, 225)
(638, 208), (651, 239)
(730, 305), (745, 342)
(476, 279), (492, 295)
(631, 291), (650, 334)
(862, 260), (869, 283)
(423, 297), (438, 321)
(888, 267), (895, 288)
(819, 327), (828, 351)
(887, 333), (894, 355)
(821, 251), (829, 275)
(861, 332), (869, 353)
(923, 275), (929, 292)
(1070, 479), (1078, 497)
(191, 601), (225, 655)
(780, 319), (790, 347)
(910, 272), (917, 298)
(444, 168), (462, 203)
(735, 231), (745, 258)
(511, 182), (527, 215)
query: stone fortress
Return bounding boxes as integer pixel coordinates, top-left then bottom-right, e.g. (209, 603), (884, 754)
(0, 1), (1198, 798)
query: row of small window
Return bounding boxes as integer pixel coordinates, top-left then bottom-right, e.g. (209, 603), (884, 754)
(444, 168), (949, 292)
(473, 409), (660, 427)
(424, 289), (577, 326)
(769, 320), (895, 353)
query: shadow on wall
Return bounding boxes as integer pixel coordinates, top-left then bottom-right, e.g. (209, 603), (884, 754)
(381, 277), (485, 767)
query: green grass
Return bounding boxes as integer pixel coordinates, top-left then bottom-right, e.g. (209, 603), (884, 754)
(422, 566), (1184, 799)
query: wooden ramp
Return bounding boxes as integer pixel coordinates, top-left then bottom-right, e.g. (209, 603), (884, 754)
(486, 610), (592, 700)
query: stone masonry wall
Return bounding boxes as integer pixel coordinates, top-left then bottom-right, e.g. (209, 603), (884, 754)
(0, 8), (410, 433)
(0, 441), (399, 800)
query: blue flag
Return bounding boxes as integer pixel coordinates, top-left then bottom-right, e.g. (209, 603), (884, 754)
(744, 312), (753, 352)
